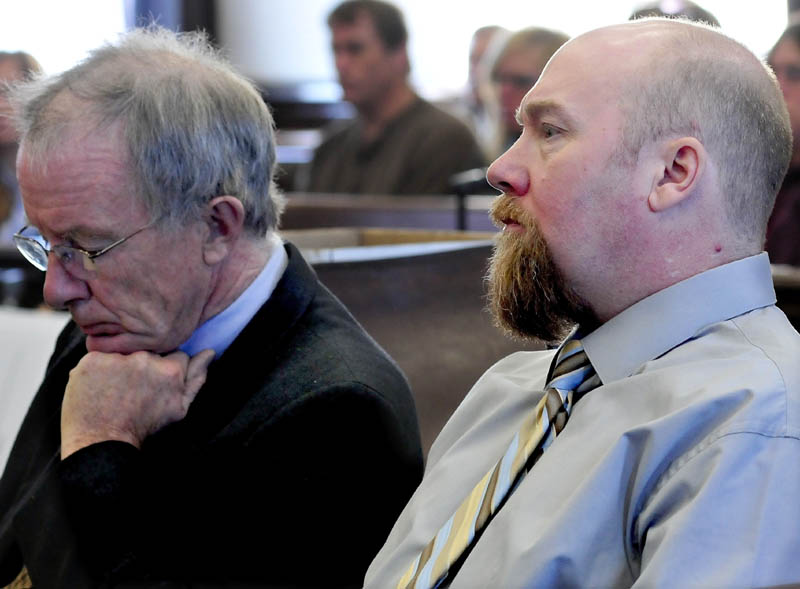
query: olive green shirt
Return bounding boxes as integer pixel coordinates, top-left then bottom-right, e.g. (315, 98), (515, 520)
(302, 97), (486, 195)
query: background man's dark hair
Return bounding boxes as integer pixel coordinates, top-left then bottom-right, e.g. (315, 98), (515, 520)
(328, 0), (408, 51)
(629, 0), (720, 26)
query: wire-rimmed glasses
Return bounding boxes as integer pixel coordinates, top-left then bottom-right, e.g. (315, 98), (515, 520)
(13, 221), (157, 279)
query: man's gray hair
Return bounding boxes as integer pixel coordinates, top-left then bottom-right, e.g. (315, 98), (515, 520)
(618, 19), (792, 246)
(10, 26), (283, 236)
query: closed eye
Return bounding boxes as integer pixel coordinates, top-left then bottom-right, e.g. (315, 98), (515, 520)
(61, 239), (97, 256)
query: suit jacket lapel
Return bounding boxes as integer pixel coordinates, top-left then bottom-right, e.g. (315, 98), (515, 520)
(151, 242), (318, 446)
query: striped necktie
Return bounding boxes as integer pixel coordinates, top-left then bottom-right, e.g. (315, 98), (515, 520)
(397, 336), (601, 589)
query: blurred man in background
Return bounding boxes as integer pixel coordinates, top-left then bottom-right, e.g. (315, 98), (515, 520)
(301, 0), (485, 194)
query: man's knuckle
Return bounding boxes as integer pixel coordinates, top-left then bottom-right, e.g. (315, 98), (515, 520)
(161, 362), (184, 382)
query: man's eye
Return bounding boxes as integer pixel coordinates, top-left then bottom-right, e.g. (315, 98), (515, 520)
(335, 42), (364, 57)
(56, 247), (76, 263)
(787, 66), (800, 81)
(542, 125), (560, 138)
(346, 42), (364, 55)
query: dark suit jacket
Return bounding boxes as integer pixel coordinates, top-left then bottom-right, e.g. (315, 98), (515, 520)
(0, 243), (423, 588)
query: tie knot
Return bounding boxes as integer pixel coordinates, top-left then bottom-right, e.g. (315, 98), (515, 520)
(545, 338), (601, 398)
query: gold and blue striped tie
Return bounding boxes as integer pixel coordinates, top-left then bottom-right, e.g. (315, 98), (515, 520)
(397, 337), (601, 589)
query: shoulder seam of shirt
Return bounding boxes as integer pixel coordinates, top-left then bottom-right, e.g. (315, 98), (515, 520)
(629, 427), (800, 581)
(729, 313), (790, 432)
(629, 314), (795, 561)
(631, 425), (800, 550)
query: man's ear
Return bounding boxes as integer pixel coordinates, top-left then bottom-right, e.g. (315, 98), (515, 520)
(390, 43), (410, 76)
(202, 196), (246, 265)
(648, 137), (706, 212)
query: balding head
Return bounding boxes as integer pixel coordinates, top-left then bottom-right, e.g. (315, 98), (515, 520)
(487, 18), (791, 331)
(594, 19), (791, 249)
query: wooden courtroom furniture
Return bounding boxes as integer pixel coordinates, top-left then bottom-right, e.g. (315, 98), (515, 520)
(304, 236), (543, 457)
(280, 192), (498, 233)
(3, 232), (798, 460)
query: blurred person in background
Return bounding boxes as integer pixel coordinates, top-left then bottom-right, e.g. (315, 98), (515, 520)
(629, 0), (720, 25)
(484, 27), (568, 160)
(767, 23), (800, 266)
(0, 51), (40, 246)
(628, 0), (719, 27)
(300, 0), (485, 195)
(440, 25), (509, 161)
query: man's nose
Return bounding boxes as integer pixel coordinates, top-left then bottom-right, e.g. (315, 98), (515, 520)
(487, 144), (530, 197)
(334, 52), (351, 76)
(42, 254), (90, 310)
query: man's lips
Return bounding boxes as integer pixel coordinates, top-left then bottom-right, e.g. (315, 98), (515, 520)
(78, 322), (124, 336)
(502, 219), (524, 232)
(489, 214), (521, 230)
(489, 194), (531, 231)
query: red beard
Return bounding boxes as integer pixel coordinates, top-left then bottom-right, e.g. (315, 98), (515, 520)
(487, 194), (595, 344)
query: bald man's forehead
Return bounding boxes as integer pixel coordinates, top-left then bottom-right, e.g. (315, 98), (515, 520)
(567, 23), (666, 59)
(541, 30), (646, 90)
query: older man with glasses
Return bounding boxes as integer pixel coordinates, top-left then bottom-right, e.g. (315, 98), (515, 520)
(0, 26), (423, 588)
(14, 220), (157, 276)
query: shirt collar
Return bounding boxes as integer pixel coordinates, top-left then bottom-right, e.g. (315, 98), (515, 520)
(581, 253), (776, 384)
(179, 233), (288, 358)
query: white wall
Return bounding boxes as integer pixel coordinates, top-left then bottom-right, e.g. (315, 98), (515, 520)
(0, 1), (127, 74)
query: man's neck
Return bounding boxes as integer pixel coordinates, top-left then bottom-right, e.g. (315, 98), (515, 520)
(358, 83), (417, 143)
(180, 233), (285, 358)
(199, 235), (272, 325)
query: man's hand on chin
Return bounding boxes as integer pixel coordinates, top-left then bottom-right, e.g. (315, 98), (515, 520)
(60, 348), (216, 459)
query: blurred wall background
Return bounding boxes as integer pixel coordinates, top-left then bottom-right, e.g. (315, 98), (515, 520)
(0, 0), (791, 102)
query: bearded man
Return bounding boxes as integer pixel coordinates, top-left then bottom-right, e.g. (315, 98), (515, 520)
(365, 17), (800, 588)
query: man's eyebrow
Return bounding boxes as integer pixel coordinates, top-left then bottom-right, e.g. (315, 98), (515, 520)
(515, 100), (575, 128)
(58, 225), (117, 245)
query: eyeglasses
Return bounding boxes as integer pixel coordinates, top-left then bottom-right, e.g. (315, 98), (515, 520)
(13, 221), (157, 279)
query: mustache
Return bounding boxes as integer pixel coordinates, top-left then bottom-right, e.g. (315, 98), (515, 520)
(489, 194), (536, 230)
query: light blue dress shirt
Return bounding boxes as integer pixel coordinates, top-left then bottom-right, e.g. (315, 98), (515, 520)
(366, 253), (800, 588)
(179, 233), (287, 358)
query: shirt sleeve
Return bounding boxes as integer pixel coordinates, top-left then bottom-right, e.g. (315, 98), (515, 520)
(633, 431), (800, 587)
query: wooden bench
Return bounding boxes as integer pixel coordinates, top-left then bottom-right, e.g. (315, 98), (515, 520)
(280, 192), (498, 233)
